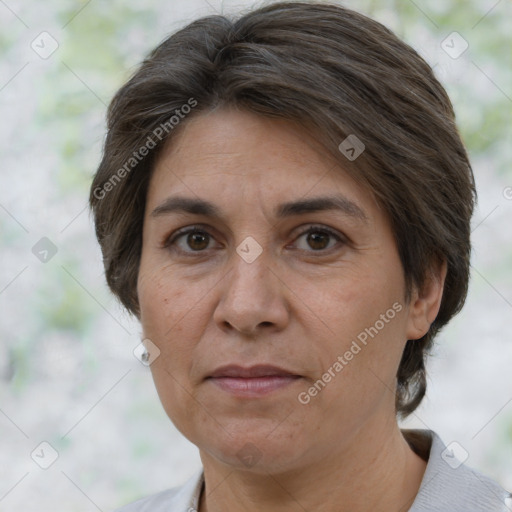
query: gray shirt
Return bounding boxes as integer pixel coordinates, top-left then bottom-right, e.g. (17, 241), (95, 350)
(114, 429), (511, 511)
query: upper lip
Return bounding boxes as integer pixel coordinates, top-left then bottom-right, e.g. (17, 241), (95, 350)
(208, 364), (300, 379)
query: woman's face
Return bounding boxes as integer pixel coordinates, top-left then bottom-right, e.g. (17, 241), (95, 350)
(137, 107), (430, 473)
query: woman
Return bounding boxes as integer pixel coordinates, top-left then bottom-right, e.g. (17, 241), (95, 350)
(89, 2), (510, 511)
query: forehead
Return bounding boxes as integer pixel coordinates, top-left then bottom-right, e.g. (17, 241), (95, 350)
(147, 108), (378, 221)
(155, 108), (332, 176)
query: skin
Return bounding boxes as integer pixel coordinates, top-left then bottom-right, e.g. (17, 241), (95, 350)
(137, 107), (447, 512)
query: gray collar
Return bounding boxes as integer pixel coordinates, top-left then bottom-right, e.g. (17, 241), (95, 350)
(403, 429), (509, 511)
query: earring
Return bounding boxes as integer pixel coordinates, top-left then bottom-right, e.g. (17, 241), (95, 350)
(141, 349), (150, 364)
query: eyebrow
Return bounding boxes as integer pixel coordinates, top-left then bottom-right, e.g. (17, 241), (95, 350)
(151, 195), (368, 223)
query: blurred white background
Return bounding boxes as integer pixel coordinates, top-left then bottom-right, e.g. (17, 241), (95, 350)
(0, 0), (511, 510)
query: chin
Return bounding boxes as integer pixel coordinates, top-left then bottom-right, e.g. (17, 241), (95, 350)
(199, 427), (308, 474)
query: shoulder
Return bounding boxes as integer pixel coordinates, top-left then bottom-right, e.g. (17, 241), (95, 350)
(113, 487), (182, 512)
(113, 469), (204, 512)
(404, 429), (511, 512)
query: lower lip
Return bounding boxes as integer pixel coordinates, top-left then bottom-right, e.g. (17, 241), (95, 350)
(208, 376), (301, 397)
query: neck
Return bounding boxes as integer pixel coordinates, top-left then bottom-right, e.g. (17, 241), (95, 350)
(198, 415), (427, 512)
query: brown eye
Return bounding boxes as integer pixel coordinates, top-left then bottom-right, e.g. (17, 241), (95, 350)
(164, 227), (215, 253)
(306, 231), (330, 250)
(186, 231), (210, 251)
(294, 226), (343, 252)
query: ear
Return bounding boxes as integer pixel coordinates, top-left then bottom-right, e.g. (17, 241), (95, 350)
(406, 259), (448, 340)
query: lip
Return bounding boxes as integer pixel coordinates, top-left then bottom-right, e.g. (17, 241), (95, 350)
(206, 365), (302, 397)
(208, 364), (300, 379)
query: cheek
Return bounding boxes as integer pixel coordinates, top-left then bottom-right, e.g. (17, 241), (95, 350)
(138, 269), (204, 431)
(318, 267), (402, 339)
(138, 265), (192, 334)
(310, 268), (407, 398)
(137, 269), (197, 381)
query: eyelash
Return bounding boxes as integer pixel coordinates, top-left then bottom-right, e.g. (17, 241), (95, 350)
(162, 224), (346, 255)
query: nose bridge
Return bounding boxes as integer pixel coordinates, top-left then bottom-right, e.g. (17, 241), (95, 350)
(230, 239), (273, 302)
(213, 237), (287, 334)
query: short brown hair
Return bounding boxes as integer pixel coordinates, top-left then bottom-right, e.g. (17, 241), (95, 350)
(89, 1), (476, 418)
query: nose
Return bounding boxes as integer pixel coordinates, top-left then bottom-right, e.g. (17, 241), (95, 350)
(213, 246), (289, 336)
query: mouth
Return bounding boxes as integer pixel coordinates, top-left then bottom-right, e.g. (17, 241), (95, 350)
(206, 364), (302, 397)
